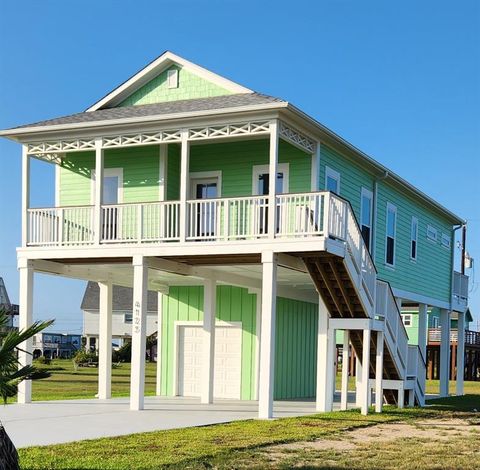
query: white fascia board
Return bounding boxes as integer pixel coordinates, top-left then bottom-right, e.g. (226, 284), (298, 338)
(282, 105), (465, 225)
(0, 102), (287, 140)
(86, 51), (253, 112)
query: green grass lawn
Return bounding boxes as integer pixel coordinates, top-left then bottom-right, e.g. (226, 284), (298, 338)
(30, 359), (157, 401)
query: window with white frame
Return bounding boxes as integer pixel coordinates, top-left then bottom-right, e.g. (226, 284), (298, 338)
(360, 188), (373, 251)
(325, 166), (340, 194)
(385, 203), (397, 266)
(167, 69), (179, 88)
(441, 232), (451, 249)
(432, 316), (439, 328)
(410, 216), (418, 260)
(402, 314), (412, 327)
(124, 313), (133, 324)
(426, 224), (437, 242)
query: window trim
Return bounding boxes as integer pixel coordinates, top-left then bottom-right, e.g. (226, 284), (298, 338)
(426, 224), (438, 242)
(441, 232), (451, 249)
(402, 314), (412, 327)
(167, 68), (179, 88)
(385, 202), (397, 267)
(325, 166), (340, 194)
(360, 187), (373, 251)
(410, 216), (419, 261)
(252, 163), (289, 195)
(90, 168), (124, 205)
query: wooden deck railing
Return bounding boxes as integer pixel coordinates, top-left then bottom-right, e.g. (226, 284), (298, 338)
(428, 328), (480, 346)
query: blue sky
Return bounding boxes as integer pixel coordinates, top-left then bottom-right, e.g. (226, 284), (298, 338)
(0, 0), (478, 333)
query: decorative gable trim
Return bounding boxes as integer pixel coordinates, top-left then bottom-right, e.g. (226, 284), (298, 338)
(86, 51), (252, 112)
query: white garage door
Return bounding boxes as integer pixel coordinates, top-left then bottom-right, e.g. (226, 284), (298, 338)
(178, 325), (242, 399)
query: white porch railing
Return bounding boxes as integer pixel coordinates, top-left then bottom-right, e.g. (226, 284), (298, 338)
(376, 279), (409, 378)
(407, 345), (426, 400)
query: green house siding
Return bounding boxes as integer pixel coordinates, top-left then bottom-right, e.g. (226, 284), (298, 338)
(59, 146), (161, 205)
(274, 298), (317, 399)
(375, 182), (453, 303)
(159, 285), (318, 401)
(119, 66), (232, 107)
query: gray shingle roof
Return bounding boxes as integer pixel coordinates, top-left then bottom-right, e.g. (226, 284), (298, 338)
(10, 93), (284, 130)
(81, 281), (158, 312)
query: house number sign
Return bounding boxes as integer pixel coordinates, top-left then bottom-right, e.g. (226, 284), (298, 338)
(134, 301), (141, 334)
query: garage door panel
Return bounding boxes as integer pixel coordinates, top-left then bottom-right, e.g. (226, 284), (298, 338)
(178, 325), (242, 400)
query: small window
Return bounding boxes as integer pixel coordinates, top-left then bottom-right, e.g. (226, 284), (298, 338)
(325, 166), (340, 194)
(410, 217), (418, 260)
(385, 203), (397, 266)
(441, 232), (451, 249)
(360, 188), (373, 251)
(432, 316), (439, 328)
(427, 225), (437, 242)
(402, 314), (412, 327)
(167, 69), (179, 88)
(124, 313), (133, 324)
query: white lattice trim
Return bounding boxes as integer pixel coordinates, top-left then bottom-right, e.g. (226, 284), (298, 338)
(28, 139), (96, 154)
(279, 121), (316, 153)
(188, 121), (270, 140)
(103, 130), (182, 148)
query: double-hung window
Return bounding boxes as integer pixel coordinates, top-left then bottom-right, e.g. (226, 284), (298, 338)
(410, 216), (418, 260)
(325, 166), (340, 194)
(402, 314), (412, 327)
(385, 203), (397, 267)
(441, 233), (451, 249)
(360, 188), (373, 251)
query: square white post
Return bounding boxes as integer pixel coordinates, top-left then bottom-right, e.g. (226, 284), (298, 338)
(201, 278), (217, 404)
(21, 145), (30, 247)
(268, 120), (279, 240)
(179, 129), (190, 242)
(439, 308), (450, 397)
(360, 329), (371, 415)
(417, 304), (428, 361)
(355, 355), (363, 407)
(340, 330), (350, 411)
(316, 296), (335, 412)
(98, 281), (112, 399)
(94, 138), (104, 245)
(156, 291), (164, 396)
(456, 311), (465, 396)
(258, 251), (277, 419)
(130, 256), (148, 411)
(18, 258), (34, 403)
(375, 331), (384, 413)
(311, 142), (321, 191)
(398, 385), (405, 409)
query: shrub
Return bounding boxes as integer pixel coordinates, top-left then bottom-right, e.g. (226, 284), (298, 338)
(34, 356), (51, 365)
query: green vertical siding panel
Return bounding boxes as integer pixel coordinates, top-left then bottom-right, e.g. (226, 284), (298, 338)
(119, 66), (232, 107)
(167, 144), (180, 201)
(274, 298), (317, 400)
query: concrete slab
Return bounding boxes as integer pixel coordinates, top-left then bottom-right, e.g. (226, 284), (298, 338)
(3, 393), (358, 449)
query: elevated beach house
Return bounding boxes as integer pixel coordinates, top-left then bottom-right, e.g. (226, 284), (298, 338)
(0, 52), (469, 417)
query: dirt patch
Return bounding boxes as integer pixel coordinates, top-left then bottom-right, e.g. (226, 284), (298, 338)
(268, 418), (477, 454)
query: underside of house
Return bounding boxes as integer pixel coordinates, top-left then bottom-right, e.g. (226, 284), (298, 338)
(0, 51), (469, 418)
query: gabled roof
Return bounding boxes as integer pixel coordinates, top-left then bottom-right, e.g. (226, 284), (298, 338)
(86, 51), (252, 112)
(81, 281), (158, 312)
(5, 93), (283, 131)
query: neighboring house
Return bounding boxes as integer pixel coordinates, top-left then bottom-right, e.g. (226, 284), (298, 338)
(0, 277), (19, 328)
(1, 52), (470, 417)
(33, 332), (82, 359)
(81, 281), (158, 350)
(401, 307), (479, 381)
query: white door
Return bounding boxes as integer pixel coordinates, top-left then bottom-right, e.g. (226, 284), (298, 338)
(190, 177), (219, 238)
(177, 325), (242, 399)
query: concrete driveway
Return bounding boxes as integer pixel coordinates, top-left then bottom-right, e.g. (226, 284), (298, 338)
(2, 394), (357, 448)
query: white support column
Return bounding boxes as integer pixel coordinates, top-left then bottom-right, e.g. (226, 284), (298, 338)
(267, 120), (279, 240)
(375, 331), (384, 413)
(311, 142), (321, 191)
(439, 308), (451, 397)
(418, 304), (428, 362)
(98, 281), (112, 400)
(355, 355), (363, 408)
(201, 278), (217, 404)
(21, 145), (30, 247)
(94, 138), (104, 245)
(156, 291), (164, 396)
(316, 296), (335, 412)
(158, 144), (168, 201)
(361, 329), (371, 415)
(179, 129), (190, 242)
(398, 385), (405, 409)
(130, 256), (148, 411)
(456, 311), (465, 396)
(258, 252), (277, 419)
(340, 330), (350, 411)
(18, 258), (34, 404)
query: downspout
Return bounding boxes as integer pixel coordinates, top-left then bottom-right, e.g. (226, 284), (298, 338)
(372, 171), (389, 263)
